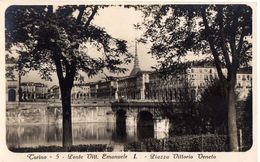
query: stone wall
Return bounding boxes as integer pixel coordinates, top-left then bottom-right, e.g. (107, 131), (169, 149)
(6, 102), (115, 125)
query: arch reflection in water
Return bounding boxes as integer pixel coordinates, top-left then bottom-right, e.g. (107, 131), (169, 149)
(137, 111), (154, 140)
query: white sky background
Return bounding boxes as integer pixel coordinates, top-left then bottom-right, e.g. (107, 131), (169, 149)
(22, 6), (158, 86)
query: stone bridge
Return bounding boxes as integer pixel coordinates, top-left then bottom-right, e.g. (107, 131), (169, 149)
(111, 101), (181, 139)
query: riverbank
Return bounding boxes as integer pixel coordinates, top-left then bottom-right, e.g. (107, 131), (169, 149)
(9, 144), (114, 152)
(6, 102), (115, 125)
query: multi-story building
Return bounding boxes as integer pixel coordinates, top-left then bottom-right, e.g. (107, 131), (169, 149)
(71, 76), (91, 102)
(48, 85), (60, 100)
(87, 79), (118, 100)
(146, 71), (191, 101)
(89, 82), (98, 99)
(48, 76), (91, 102)
(187, 66), (252, 101)
(236, 68), (252, 100)
(6, 57), (19, 102)
(21, 82), (48, 101)
(96, 80), (117, 100)
(116, 50), (150, 100)
(117, 71), (150, 100)
(146, 66), (252, 102)
(71, 83), (91, 101)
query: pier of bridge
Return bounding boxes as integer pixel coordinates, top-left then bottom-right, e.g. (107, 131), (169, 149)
(111, 101), (180, 139)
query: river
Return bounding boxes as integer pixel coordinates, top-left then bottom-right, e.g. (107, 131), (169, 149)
(6, 122), (154, 151)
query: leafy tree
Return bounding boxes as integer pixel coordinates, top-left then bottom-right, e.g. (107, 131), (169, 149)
(138, 5), (252, 151)
(160, 75), (200, 135)
(199, 79), (228, 134)
(5, 5), (132, 148)
(174, 79), (200, 135)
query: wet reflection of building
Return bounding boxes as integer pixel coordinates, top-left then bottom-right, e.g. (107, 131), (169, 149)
(6, 124), (62, 148)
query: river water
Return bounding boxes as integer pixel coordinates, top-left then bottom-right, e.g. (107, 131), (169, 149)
(6, 122), (154, 151)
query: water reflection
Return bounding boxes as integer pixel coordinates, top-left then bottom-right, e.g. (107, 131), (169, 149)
(7, 122), (139, 149)
(7, 121), (156, 150)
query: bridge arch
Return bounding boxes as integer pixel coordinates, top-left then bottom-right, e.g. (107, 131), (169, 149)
(137, 111), (154, 140)
(114, 109), (127, 141)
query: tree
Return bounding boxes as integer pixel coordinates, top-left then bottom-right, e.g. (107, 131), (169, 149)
(199, 79), (228, 134)
(138, 5), (252, 151)
(5, 5), (132, 148)
(169, 79), (201, 135)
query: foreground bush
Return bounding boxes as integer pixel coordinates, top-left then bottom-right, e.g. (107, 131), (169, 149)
(9, 144), (114, 152)
(124, 134), (229, 152)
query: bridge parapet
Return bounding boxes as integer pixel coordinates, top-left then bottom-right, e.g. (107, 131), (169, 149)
(111, 101), (183, 116)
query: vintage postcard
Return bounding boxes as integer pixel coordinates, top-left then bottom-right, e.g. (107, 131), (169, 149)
(0, 0), (258, 162)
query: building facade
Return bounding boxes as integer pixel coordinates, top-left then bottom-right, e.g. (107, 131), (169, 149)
(236, 69), (252, 100)
(145, 66), (252, 102)
(146, 71), (191, 101)
(117, 71), (150, 100)
(6, 58), (19, 102)
(86, 49), (252, 102)
(21, 82), (48, 101)
(48, 85), (60, 100)
(71, 76), (91, 102)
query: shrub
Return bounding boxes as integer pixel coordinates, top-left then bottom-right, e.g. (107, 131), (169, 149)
(124, 134), (229, 152)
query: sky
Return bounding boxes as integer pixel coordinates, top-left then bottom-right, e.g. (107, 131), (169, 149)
(21, 6), (158, 87)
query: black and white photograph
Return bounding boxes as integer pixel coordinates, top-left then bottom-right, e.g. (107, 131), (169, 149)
(3, 3), (255, 155)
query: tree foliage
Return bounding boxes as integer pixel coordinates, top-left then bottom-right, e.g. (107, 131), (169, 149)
(199, 79), (228, 134)
(5, 5), (132, 81)
(137, 5), (252, 76)
(168, 79), (201, 135)
(137, 4), (252, 151)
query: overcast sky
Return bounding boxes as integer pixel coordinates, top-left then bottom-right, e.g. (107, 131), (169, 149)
(22, 6), (158, 86)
